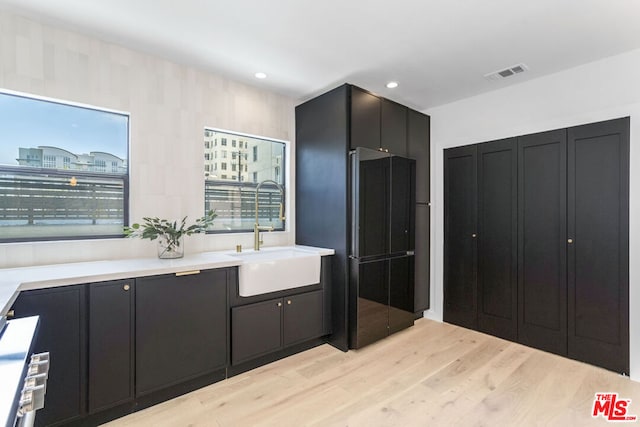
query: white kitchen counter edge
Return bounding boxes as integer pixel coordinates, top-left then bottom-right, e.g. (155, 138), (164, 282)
(0, 245), (335, 318)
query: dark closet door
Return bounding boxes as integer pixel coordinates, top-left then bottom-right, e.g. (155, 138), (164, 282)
(517, 129), (567, 355)
(443, 145), (477, 329)
(567, 117), (629, 374)
(477, 138), (517, 341)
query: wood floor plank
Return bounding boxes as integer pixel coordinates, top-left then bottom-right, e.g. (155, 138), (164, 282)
(105, 319), (640, 427)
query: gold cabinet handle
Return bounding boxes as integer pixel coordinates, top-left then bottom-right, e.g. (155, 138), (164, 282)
(123, 284), (130, 291)
(568, 238), (573, 244)
(175, 270), (201, 277)
(277, 302), (282, 307)
(287, 300), (292, 305)
(7, 310), (15, 319)
(472, 233), (477, 238)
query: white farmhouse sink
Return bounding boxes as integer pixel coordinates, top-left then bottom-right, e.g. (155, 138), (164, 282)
(230, 247), (321, 297)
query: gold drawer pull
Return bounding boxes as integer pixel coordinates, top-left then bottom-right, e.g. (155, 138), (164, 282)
(175, 270), (201, 277)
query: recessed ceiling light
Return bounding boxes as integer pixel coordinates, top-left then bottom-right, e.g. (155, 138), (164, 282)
(386, 81), (398, 89)
(255, 72), (267, 79)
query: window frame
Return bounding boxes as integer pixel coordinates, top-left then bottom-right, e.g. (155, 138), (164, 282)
(0, 88), (130, 243)
(203, 127), (288, 234)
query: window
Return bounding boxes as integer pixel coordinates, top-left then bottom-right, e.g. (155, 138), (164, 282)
(221, 138), (227, 146)
(222, 151), (227, 159)
(0, 90), (129, 242)
(204, 128), (286, 233)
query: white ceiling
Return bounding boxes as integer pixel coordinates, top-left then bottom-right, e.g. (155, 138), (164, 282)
(1, 0), (640, 110)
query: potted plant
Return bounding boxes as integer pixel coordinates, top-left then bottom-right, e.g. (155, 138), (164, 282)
(124, 210), (217, 259)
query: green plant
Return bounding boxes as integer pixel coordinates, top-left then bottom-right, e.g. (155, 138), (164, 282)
(124, 210), (217, 256)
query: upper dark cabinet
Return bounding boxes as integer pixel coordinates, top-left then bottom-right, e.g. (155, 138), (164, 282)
(350, 86), (381, 151)
(350, 85), (409, 155)
(407, 110), (430, 204)
(381, 99), (408, 156)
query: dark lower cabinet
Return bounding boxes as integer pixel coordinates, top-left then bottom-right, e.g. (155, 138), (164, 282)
(231, 290), (324, 365)
(283, 291), (324, 346)
(477, 138), (517, 341)
(517, 129), (568, 356)
(136, 269), (228, 395)
(11, 285), (86, 427)
(567, 118), (629, 374)
(231, 298), (282, 364)
(443, 145), (478, 330)
(88, 279), (134, 413)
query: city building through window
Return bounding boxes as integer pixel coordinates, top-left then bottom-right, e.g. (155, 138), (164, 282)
(203, 128), (286, 233)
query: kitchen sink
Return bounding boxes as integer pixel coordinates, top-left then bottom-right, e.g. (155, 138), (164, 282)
(229, 247), (321, 297)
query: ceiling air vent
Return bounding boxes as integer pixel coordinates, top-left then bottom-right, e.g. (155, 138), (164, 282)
(484, 63), (529, 81)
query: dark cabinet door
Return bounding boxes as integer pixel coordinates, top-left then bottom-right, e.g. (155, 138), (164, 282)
(517, 129), (567, 356)
(443, 145), (478, 329)
(11, 286), (86, 427)
(567, 118), (629, 374)
(390, 156), (416, 253)
(352, 259), (389, 349)
(477, 138), (517, 341)
(231, 298), (282, 364)
(414, 203), (430, 312)
(136, 269), (228, 395)
(350, 86), (381, 151)
(283, 291), (324, 346)
(407, 110), (430, 204)
(389, 256), (415, 334)
(381, 99), (407, 155)
(88, 279), (134, 413)
(407, 110), (430, 312)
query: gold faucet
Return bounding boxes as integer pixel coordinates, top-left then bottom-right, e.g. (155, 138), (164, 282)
(254, 179), (285, 250)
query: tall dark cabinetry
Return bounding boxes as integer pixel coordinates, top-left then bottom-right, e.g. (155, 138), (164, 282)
(296, 84), (430, 351)
(443, 117), (629, 374)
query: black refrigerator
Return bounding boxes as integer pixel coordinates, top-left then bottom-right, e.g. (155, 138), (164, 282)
(349, 147), (416, 349)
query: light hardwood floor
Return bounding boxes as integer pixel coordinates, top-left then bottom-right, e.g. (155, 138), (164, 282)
(106, 319), (640, 426)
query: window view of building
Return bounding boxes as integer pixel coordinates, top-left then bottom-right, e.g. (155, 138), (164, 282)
(0, 90), (129, 242)
(204, 129), (285, 232)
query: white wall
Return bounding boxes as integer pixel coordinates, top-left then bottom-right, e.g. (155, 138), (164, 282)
(0, 10), (296, 268)
(426, 48), (640, 381)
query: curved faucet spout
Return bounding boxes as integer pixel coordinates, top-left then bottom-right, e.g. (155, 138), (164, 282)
(254, 180), (285, 250)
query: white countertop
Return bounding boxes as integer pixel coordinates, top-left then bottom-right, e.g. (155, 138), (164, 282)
(0, 245), (334, 318)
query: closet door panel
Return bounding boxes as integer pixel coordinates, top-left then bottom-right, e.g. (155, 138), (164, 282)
(568, 118), (629, 374)
(477, 138), (517, 341)
(443, 145), (477, 330)
(517, 130), (567, 355)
